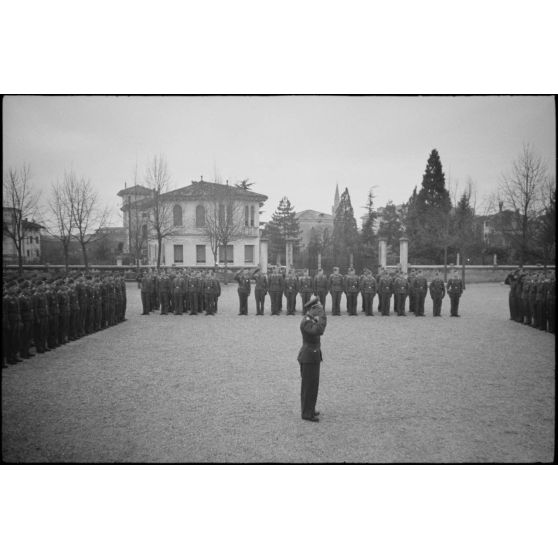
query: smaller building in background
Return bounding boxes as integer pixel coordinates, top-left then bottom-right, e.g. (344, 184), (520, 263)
(2, 207), (44, 265)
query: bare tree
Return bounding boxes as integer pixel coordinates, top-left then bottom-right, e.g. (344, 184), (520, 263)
(145, 155), (174, 269)
(499, 143), (548, 264)
(202, 183), (245, 282)
(2, 164), (40, 274)
(235, 178), (255, 190)
(46, 172), (75, 272)
(67, 172), (110, 269)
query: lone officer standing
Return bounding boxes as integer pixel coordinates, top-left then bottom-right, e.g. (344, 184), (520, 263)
(297, 296), (327, 422)
(447, 270), (464, 317)
(429, 270), (445, 317)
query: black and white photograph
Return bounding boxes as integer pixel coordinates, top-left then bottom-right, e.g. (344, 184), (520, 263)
(2, 95), (555, 464)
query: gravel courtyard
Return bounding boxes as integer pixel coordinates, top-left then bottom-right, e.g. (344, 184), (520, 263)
(2, 281), (555, 463)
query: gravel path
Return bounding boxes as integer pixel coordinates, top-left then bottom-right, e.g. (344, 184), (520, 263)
(2, 282), (555, 463)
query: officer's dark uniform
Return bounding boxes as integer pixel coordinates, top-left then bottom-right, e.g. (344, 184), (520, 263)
(297, 298), (327, 422)
(34, 286), (49, 351)
(408, 271), (416, 314)
(188, 273), (202, 315)
(344, 272), (359, 315)
(284, 272), (299, 315)
(360, 272), (376, 316)
(58, 285), (70, 343)
(447, 274), (463, 317)
(68, 282), (80, 340)
(140, 273), (152, 315)
(329, 271), (344, 316)
(204, 274), (221, 315)
(172, 275), (184, 315)
(298, 274), (314, 308)
(379, 273), (393, 316)
(19, 286), (35, 358)
(268, 270), (284, 315)
(521, 273), (532, 325)
(159, 274), (171, 315)
(313, 272), (329, 310)
(413, 273), (427, 317)
(394, 274), (408, 316)
(429, 275), (445, 317)
(253, 271), (268, 315)
(5, 288), (22, 364)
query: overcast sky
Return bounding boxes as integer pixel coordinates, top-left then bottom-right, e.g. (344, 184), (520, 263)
(3, 95), (555, 225)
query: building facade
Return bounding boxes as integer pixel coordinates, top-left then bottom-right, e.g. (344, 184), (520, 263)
(118, 180), (268, 268)
(2, 207), (44, 265)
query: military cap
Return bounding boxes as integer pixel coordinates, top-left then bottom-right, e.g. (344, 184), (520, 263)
(304, 295), (320, 310)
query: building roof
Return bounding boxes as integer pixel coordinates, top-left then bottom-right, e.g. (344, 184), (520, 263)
(22, 219), (44, 230)
(161, 180), (268, 204)
(117, 184), (154, 197)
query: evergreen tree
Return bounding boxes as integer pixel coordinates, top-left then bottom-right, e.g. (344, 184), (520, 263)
(377, 200), (403, 255)
(358, 188), (378, 269)
(451, 186), (476, 265)
(332, 187), (358, 269)
(265, 196), (301, 265)
(406, 149), (452, 263)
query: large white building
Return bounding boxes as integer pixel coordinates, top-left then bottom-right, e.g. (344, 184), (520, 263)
(118, 180), (268, 268)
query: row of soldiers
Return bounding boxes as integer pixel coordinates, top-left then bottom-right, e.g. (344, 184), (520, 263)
(139, 268), (221, 316)
(2, 271), (127, 367)
(236, 265), (464, 317)
(505, 268), (555, 334)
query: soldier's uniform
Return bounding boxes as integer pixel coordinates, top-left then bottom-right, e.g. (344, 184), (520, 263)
(151, 272), (159, 311)
(253, 270), (268, 315)
(158, 274), (171, 315)
(284, 271), (299, 316)
(58, 284), (70, 343)
(429, 274), (445, 317)
(529, 275), (539, 328)
(328, 269), (345, 316)
(378, 273), (393, 316)
(413, 272), (428, 317)
(5, 285), (22, 364)
(394, 273), (409, 316)
(344, 270), (359, 316)
(408, 271), (417, 314)
(172, 274), (184, 315)
(313, 270), (329, 310)
(234, 270), (252, 315)
(34, 285), (50, 351)
(298, 273), (314, 308)
(447, 273), (464, 317)
(188, 273), (202, 315)
(140, 273), (152, 315)
(520, 273), (532, 325)
(297, 297), (327, 422)
(268, 269), (284, 315)
(204, 273), (221, 315)
(360, 271), (376, 316)
(537, 275), (548, 331)
(19, 286), (35, 358)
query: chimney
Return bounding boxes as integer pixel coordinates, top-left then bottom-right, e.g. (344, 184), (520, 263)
(200, 175), (203, 182)
(498, 201), (503, 212)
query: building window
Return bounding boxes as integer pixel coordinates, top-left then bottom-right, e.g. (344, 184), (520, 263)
(36, 236), (39, 243)
(219, 245), (234, 263)
(245, 205), (250, 226)
(117, 242), (124, 253)
(196, 245), (206, 263)
(196, 205), (206, 227)
(142, 224), (148, 241)
(173, 205), (183, 227)
(244, 245), (254, 263)
(29, 236), (33, 244)
(27, 250), (30, 257)
(173, 244), (184, 263)
(250, 205), (255, 227)
(218, 204), (225, 224)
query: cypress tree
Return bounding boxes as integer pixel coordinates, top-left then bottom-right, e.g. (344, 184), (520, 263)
(265, 196), (301, 265)
(332, 187), (358, 269)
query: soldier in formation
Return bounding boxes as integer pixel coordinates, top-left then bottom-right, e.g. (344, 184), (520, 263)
(138, 268), (223, 317)
(2, 270), (127, 368)
(505, 267), (555, 334)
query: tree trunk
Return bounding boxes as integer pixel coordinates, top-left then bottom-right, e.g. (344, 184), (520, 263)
(63, 243), (70, 274)
(17, 244), (23, 276)
(81, 242), (89, 270)
(157, 237), (162, 270)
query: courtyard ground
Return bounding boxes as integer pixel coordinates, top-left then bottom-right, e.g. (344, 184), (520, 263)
(2, 281), (555, 463)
